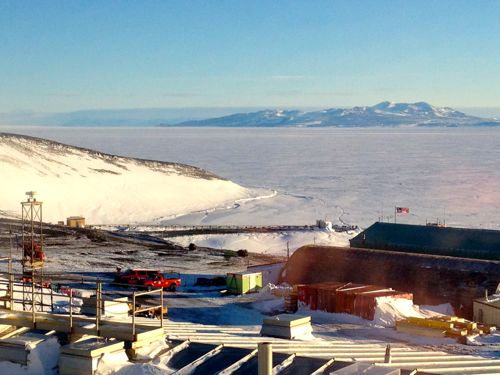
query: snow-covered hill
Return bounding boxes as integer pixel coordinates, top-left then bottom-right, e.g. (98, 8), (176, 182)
(171, 101), (500, 127)
(0, 133), (251, 224)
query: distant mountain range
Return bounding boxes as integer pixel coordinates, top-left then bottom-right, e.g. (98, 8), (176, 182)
(1, 102), (499, 127)
(166, 102), (500, 128)
(0, 107), (261, 127)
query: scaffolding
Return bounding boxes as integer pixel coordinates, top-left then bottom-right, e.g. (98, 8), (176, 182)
(0, 257), (13, 310)
(20, 191), (45, 315)
(0, 226), (15, 309)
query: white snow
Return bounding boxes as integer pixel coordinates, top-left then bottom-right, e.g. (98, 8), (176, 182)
(467, 331), (500, 346)
(3, 126), (498, 229)
(373, 297), (429, 327)
(296, 296), (449, 329)
(168, 229), (353, 256)
(250, 283), (291, 314)
(420, 303), (455, 316)
(0, 335), (60, 375)
(94, 351), (132, 375)
(0, 133), (252, 225)
(1, 127), (500, 372)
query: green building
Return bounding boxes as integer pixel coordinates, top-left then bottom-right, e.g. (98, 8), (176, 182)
(350, 222), (500, 261)
(226, 271), (263, 294)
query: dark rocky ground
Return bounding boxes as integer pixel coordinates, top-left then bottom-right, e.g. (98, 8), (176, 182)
(0, 218), (284, 277)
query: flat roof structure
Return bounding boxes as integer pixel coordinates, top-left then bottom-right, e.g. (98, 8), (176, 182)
(350, 222), (500, 260)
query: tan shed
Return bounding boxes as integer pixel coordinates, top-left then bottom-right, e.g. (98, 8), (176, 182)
(473, 294), (500, 327)
(67, 216), (85, 228)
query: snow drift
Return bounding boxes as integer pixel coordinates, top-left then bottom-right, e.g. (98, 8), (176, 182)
(0, 133), (251, 224)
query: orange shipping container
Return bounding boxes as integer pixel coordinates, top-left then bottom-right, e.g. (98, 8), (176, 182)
(309, 287), (318, 310)
(334, 284), (373, 314)
(317, 283), (347, 311)
(299, 281), (412, 321)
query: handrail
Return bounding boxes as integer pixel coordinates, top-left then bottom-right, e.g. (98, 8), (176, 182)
(131, 287), (164, 339)
(0, 271), (165, 339)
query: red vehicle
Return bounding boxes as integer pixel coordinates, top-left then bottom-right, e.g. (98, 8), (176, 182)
(114, 269), (181, 291)
(143, 273), (181, 292)
(21, 242), (46, 262)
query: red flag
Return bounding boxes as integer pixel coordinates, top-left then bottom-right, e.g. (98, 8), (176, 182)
(396, 207), (409, 214)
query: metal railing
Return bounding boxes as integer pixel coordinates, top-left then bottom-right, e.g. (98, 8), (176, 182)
(0, 271), (165, 340)
(131, 288), (164, 338)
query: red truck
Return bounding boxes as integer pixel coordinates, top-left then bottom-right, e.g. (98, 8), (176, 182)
(114, 269), (181, 291)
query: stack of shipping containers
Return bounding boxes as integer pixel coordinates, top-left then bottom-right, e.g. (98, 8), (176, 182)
(296, 282), (412, 320)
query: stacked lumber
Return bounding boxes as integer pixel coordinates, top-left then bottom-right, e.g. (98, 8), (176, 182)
(396, 316), (496, 341)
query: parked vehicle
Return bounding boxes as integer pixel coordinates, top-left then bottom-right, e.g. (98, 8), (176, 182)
(142, 273), (181, 291)
(114, 269), (158, 285)
(114, 269), (181, 291)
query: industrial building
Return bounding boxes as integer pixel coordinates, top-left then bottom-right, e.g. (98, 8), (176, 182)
(473, 293), (500, 327)
(1, 193), (500, 374)
(281, 245), (500, 319)
(350, 222), (500, 261)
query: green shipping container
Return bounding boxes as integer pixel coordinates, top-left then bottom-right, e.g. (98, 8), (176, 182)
(226, 272), (263, 294)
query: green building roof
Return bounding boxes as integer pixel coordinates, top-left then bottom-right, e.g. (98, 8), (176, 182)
(349, 222), (500, 261)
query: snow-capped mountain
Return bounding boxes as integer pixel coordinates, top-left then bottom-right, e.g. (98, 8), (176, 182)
(0, 133), (251, 224)
(173, 109), (303, 127)
(170, 102), (499, 127)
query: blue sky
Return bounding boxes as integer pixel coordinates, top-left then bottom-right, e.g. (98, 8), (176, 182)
(1, 1), (499, 113)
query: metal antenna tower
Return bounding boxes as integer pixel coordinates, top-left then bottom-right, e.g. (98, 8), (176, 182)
(21, 191), (45, 313)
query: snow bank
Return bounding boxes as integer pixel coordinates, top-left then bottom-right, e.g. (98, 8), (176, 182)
(467, 332), (500, 346)
(373, 297), (426, 327)
(373, 298), (455, 327)
(111, 363), (175, 375)
(297, 297), (450, 328)
(249, 284), (290, 314)
(0, 336), (60, 375)
(0, 133), (251, 224)
(91, 350), (130, 375)
(132, 340), (169, 361)
(420, 303), (455, 316)
(168, 229), (352, 256)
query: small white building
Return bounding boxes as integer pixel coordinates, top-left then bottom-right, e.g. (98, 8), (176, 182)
(67, 216), (85, 228)
(316, 219), (333, 231)
(247, 262), (286, 286)
(473, 293), (500, 327)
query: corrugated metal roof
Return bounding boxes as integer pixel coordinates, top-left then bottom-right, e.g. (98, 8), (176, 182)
(475, 296), (500, 309)
(162, 321), (500, 374)
(350, 222), (500, 260)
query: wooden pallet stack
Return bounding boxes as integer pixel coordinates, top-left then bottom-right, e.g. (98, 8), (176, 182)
(396, 316), (496, 341)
